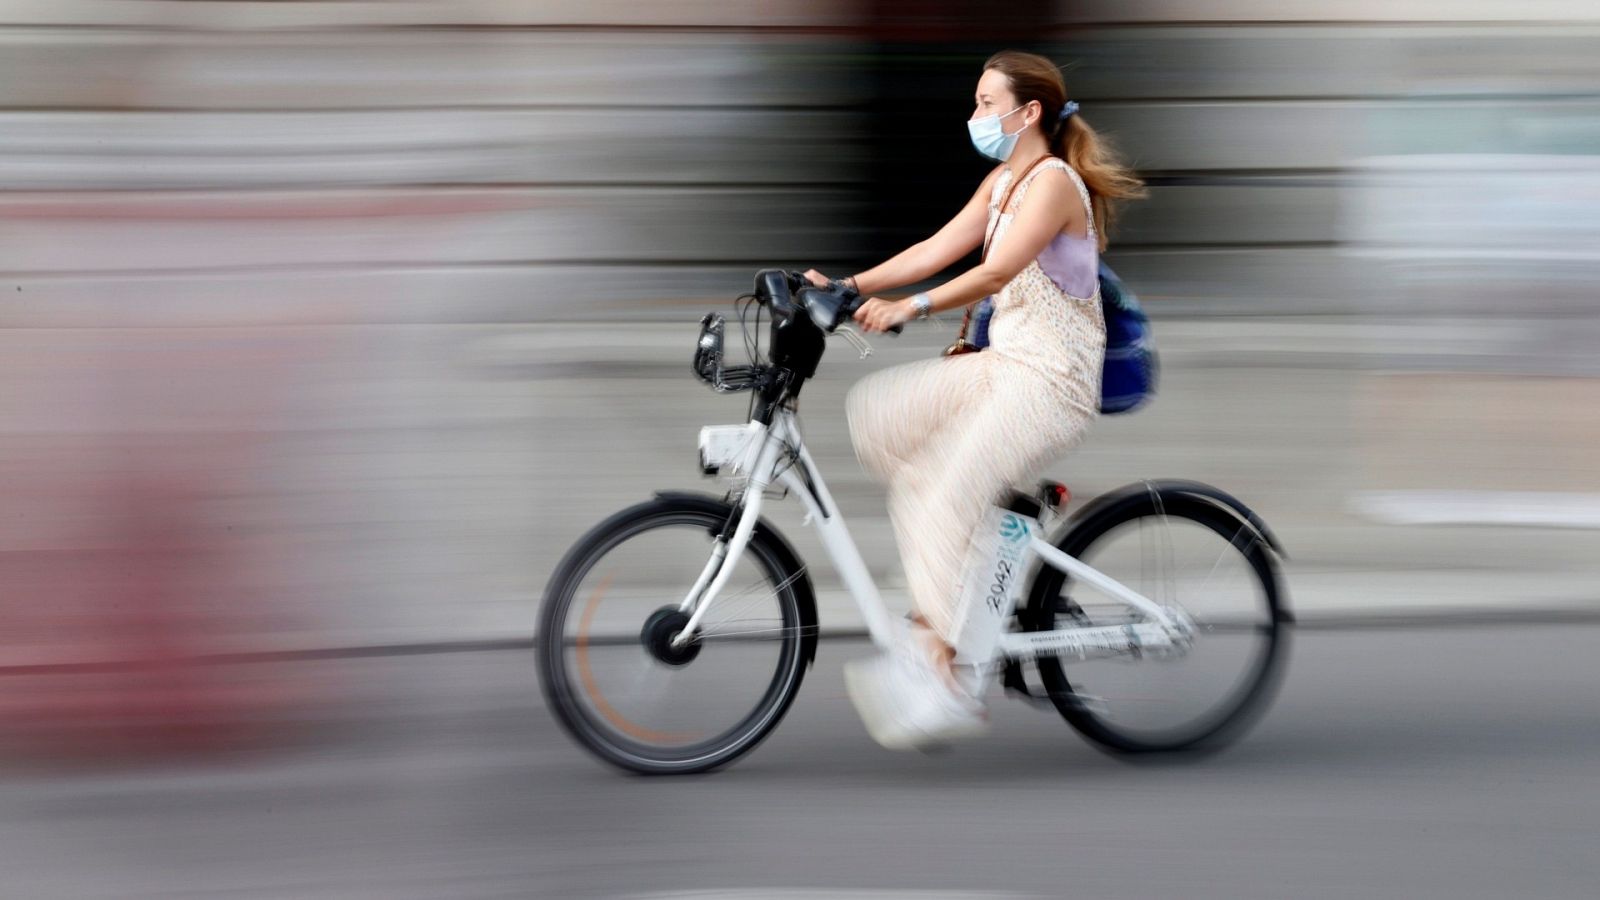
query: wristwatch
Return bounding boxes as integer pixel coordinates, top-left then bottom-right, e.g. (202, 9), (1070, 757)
(910, 292), (934, 319)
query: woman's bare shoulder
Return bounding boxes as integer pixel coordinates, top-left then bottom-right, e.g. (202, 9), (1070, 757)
(974, 164), (1007, 205)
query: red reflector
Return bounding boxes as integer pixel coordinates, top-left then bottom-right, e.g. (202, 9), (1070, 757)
(1042, 482), (1070, 509)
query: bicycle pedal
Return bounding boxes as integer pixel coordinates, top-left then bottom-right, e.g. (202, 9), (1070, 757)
(1049, 594), (1079, 611)
(1005, 689), (1057, 710)
(1000, 660), (1054, 708)
(1051, 690), (1108, 714)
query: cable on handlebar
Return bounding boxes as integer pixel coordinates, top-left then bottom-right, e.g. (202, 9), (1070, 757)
(734, 290), (765, 422)
(735, 291), (761, 368)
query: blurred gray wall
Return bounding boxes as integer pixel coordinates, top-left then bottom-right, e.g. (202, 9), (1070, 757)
(0, 0), (865, 328)
(4, 1), (1599, 323)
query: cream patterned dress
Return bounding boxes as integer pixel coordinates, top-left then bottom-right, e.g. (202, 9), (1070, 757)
(846, 158), (1106, 641)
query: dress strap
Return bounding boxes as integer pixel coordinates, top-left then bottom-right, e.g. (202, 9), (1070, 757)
(1013, 158), (1095, 242)
(984, 155), (1054, 261)
(1060, 163), (1097, 242)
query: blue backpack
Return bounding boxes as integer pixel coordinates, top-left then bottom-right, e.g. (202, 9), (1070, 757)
(969, 261), (1157, 415)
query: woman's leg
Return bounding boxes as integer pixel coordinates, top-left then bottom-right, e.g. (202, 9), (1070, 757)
(845, 355), (986, 484)
(890, 374), (1097, 648)
(848, 354), (1095, 663)
(847, 353), (1005, 643)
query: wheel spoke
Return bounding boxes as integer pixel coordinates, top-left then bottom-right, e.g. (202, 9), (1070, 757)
(698, 566), (807, 631)
(1028, 498), (1285, 754)
(696, 622), (820, 642)
(538, 505), (811, 773)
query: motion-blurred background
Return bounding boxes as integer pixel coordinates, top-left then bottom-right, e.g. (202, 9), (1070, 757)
(2, 2), (1598, 897)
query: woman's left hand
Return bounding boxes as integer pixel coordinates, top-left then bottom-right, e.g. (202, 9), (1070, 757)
(853, 297), (913, 334)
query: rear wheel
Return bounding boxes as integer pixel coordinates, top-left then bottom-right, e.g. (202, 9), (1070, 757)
(537, 496), (814, 774)
(1023, 491), (1289, 754)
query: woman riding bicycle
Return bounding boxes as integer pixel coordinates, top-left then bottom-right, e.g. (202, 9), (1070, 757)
(804, 50), (1146, 750)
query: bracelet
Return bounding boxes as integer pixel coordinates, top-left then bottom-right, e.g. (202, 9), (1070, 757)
(910, 292), (934, 319)
(844, 275), (860, 293)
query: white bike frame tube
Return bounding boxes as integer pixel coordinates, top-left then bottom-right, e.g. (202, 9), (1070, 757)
(676, 542), (728, 613)
(673, 427), (784, 645)
(1028, 536), (1179, 629)
(946, 509), (1037, 667)
(771, 429), (901, 649)
(679, 410), (901, 649)
(998, 621), (1179, 661)
(677, 420), (770, 613)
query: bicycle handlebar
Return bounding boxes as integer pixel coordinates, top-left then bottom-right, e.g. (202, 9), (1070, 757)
(759, 269), (902, 336)
(695, 269), (907, 394)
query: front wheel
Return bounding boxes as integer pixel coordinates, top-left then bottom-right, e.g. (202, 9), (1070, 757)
(1023, 490), (1290, 754)
(537, 494), (816, 775)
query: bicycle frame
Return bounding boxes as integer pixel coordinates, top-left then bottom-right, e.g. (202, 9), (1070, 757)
(674, 410), (1194, 666)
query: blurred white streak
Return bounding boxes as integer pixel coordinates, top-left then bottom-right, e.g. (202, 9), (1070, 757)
(1349, 155), (1600, 263)
(0, 110), (864, 190)
(1351, 490), (1600, 528)
(0, 188), (858, 273)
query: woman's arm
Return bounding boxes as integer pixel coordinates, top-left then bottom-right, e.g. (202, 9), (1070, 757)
(853, 169), (1077, 333)
(806, 166), (1003, 293)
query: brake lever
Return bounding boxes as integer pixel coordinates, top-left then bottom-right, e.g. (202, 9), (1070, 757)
(833, 325), (874, 359)
(833, 287), (903, 336)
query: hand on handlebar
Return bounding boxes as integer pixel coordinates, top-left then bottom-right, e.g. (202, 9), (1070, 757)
(800, 269), (832, 289)
(853, 297), (913, 334)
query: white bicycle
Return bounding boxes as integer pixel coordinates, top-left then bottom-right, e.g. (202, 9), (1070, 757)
(537, 270), (1291, 775)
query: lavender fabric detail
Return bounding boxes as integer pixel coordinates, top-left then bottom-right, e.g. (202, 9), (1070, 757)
(1034, 230), (1099, 300)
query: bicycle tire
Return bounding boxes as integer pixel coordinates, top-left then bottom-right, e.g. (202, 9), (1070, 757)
(537, 494), (816, 775)
(1022, 490), (1289, 754)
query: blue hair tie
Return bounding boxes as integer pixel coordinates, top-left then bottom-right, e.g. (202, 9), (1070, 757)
(1058, 100), (1079, 122)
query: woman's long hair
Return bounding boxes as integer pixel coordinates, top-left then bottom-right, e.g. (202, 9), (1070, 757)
(983, 50), (1146, 251)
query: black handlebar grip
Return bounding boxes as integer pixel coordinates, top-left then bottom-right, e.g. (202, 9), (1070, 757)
(835, 290), (902, 336)
(787, 270), (902, 335)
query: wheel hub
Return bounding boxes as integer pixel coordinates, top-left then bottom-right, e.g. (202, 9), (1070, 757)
(641, 607), (701, 666)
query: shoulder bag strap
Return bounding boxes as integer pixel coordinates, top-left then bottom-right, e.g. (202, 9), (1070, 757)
(955, 154), (1057, 345)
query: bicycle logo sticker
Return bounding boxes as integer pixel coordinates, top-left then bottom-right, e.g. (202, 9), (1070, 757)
(1000, 514), (1030, 544)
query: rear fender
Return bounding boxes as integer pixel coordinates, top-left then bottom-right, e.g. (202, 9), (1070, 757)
(1063, 479), (1287, 560)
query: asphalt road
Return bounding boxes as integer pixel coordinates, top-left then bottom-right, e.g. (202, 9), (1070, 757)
(5, 620), (1599, 899)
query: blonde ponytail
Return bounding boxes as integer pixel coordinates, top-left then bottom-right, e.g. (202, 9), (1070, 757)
(984, 50), (1147, 251)
(1053, 113), (1147, 251)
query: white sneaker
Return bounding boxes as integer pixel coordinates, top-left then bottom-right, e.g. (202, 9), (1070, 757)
(844, 642), (989, 752)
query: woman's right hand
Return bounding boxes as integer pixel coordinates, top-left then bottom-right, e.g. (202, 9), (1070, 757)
(801, 269), (831, 289)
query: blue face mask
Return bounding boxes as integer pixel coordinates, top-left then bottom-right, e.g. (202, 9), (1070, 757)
(967, 105), (1027, 161)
